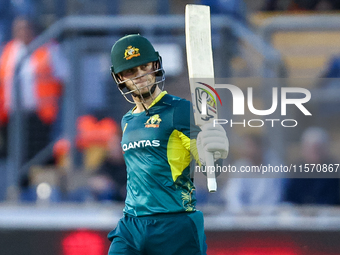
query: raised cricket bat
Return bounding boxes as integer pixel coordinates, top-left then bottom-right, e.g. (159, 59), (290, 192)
(185, 4), (218, 192)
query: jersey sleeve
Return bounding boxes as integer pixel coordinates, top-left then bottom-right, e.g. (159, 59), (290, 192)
(173, 99), (201, 164)
(173, 99), (201, 138)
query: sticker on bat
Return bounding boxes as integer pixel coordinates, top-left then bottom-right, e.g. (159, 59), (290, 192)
(195, 82), (222, 121)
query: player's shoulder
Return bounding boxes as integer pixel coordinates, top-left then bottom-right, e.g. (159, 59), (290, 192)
(121, 107), (134, 122)
(161, 93), (191, 108)
(162, 94), (192, 126)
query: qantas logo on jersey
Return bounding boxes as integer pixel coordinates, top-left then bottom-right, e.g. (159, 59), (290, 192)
(122, 139), (160, 151)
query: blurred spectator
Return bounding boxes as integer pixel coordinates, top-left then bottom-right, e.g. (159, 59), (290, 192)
(284, 127), (340, 205)
(0, 16), (68, 162)
(82, 116), (126, 202)
(53, 115), (126, 202)
(87, 129), (126, 202)
(222, 134), (284, 214)
(0, 0), (39, 46)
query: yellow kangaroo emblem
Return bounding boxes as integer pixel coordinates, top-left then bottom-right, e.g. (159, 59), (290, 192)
(124, 46), (140, 60)
(145, 114), (162, 128)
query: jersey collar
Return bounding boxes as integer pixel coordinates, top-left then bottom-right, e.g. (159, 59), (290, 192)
(131, 91), (168, 113)
(148, 91), (168, 108)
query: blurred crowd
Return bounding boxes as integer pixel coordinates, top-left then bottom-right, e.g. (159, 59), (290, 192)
(0, 0), (339, 214)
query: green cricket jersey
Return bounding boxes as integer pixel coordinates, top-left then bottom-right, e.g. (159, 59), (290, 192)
(121, 91), (201, 216)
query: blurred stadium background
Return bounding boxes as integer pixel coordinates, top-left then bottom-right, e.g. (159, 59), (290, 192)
(1, 0), (340, 254)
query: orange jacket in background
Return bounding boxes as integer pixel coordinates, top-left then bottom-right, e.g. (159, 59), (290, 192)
(0, 40), (63, 125)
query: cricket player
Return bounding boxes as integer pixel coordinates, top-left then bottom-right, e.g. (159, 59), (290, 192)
(108, 34), (229, 255)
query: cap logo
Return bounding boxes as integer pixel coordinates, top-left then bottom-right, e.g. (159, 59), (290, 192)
(124, 46), (140, 60)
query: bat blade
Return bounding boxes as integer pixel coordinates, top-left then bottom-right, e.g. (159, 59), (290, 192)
(185, 4), (217, 192)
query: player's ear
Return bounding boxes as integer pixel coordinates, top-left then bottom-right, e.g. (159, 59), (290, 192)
(153, 61), (159, 71)
(153, 61), (163, 77)
(116, 73), (123, 82)
(112, 72), (126, 89)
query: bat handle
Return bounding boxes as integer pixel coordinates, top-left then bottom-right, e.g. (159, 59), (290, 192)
(205, 150), (217, 192)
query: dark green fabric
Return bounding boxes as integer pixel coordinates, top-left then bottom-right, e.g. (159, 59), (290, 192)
(121, 93), (200, 216)
(111, 34), (159, 74)
(108, 211), (207, 255)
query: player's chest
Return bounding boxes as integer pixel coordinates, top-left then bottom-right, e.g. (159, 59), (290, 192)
(121, 110), (174, 149)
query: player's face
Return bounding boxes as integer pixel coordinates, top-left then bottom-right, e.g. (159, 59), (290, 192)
(119, 62), (156, 97)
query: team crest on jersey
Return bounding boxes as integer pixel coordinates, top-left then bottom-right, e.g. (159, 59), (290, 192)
(145, 114), (162, 128)
(124, 46), (140, 60)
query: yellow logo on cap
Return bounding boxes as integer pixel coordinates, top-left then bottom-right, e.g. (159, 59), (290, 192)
(124, 46), (140, 60)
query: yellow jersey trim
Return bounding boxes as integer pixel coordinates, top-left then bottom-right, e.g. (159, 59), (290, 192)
(131, 91), (168, 113)
(149, 91), (168, 108)
(167, 129), (191, 182)
(190, 139), (201, 167)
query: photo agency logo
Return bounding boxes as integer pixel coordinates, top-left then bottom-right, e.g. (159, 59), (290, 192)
(197, 83), (312, 128)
